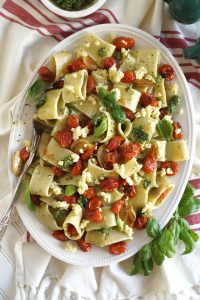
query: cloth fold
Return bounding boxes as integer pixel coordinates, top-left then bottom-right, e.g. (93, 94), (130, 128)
(0, 0), (200, 299)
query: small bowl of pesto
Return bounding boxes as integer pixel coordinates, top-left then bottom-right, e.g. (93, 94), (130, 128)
(40, 0), (107, 18)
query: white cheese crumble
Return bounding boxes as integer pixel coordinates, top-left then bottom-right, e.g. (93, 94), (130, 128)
(121, 47), (130, 58)
(108, 64), (124, 83)
(136, 105), (160, 119)
(166, 168), (173, 175)
(76, 48), (88, 58)
(111, 88), (121, 101)
(124, 224), (133, 237)
(50, 182), (62, 195)
(135, 67), (147, 80)
(163, 115), (173, 124)
(175, 128), (181, 134)
(77, 169), (92, 194)
(79, 148), (84, 154)
(71, 126), (89, 141)
(135, 111), (141, 118)
(99, 192), (112, 203)
(145, 143), (152, 149)
(126, 177), (134, 186)
(72, 204), (82, 215)
(71, 153), (80, 162)
(65, 241), (77, 253)
(113, 163), (125, 178)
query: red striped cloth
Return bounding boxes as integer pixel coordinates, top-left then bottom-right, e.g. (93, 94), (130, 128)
(1, 0), (200, 231)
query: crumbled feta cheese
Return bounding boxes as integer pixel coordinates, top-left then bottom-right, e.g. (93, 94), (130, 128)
(151, 107), (160, 119)
(121, 47), (130, 58)
(71, 153), (80, 162)
(145, 74), (156, 83)
(113, 163), (125, 178)
(163, 115), (173, 124)
(50, 182), (62, 195)
(145, 143), (152, 149)
(157, 101), (162, 109)
(135, 67), (147, 80)
(124, 224), (133, 237)
(72, 204), (82, 215)
(137, 105), (160, 119)
(65, 241), (77, 253)
(160, 168), (166, 177)
(79, 148), (84, 154)
(84, 42), (90, 48)
(108, 64), (124, 83)
(80, 219), (90, 229)
(111, 88), (121, 101)
(126, 177), (134, 186)
(99, 192), (112, 203)
(71, 126), (89, 141)
(135, 111), (141, 118)
(76, 48), (88, 58)
(166, 168), (173, 175)
(77, 169), (92, 194)
(140, 108), (147, 117)
(95, 40), (100, 46)
(175, 128), (181, 134)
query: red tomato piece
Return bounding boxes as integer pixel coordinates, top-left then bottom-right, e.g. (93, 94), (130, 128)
(19, 147), (30, 161)
(120, 142), (141, 161)
(109, 241), (127, 255)
(118, 178), (127, 187)
(159, 108), (168, 120)
(81, 145), (96, 161)
(123, 108), (135, 121)
(52, 80), (64, 89)
(113, 37), (135, 50)
(55, 128), (73, 148)
(66, 114), (79, 129)
(38, 66), (55, 83)
(173, 122), (183, 139)
(88, 197), (102, 211)
(160, 161), (178, 176)
(140, 93), (158, 107)
(70, 159), (83, 176)
(159, 64), (175, 81)
(83, 186), (96, 199)
(30, 194), (41, 206)
(124, 185), (137, 198)
(100, 177), (119, 192)
(107, 136), (124, 151)
(52, 230), (68, 242)
(84, 208), (103, 223)
(121, 71), (136, 83)
(143, 146), (157, 174)
(63, 194), (77, 205)
(68, 224), (78, 236)
(67, 58), (87, 73)
(111, 198), (125, 214)
(103, 151), (121, 167)
(103, 57), (117, 69)
(134, 215), (148, 230)
(158, 189), (168, 201)
(52, 166), (65, 177)
(86, 76), (96, 94)
(77, 238), (91, 252)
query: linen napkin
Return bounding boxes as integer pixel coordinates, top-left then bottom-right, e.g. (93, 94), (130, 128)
(0, 0), (200, 299)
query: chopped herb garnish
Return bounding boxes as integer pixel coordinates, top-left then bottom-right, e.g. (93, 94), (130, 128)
(98, 227), (112, 235)
(143, 179), (151, 189)
(125, 85), (132, 92)
(167, 95), (180, 114)
(27, 79), (45, 104)
(58, 156), (74, 169)
(132, 126), (149, 143)
(112, 50), (123, 63)
(78, 195), (88, 207)
(98, 47), (107, 57)
(54, 209), (67, 219)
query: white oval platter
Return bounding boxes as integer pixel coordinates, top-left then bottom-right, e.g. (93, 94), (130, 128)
(8, 24), (196, 267)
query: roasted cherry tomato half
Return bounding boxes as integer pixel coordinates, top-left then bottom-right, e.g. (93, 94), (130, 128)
(100, 177), (119, 192)
(30, 194), (41, 206)
(19, 147), (30, 161)
(38, 66), (55, 83)
(86, 76), (96, 94)
(88, 197), (102, 211)
(120, 142), (141, 162)
(107, 136), (124, 152)
(52, 230), (68, 241)
(84, 186), (96, 199)
(121, 71), (136, 83)
(140, 93), (158, 107)
(159, 64), (175, 81)
(55, 128), (73, 148)
(143, 146), (157, 174)
(66, 114), (79, 129)
(103, 57), (117, 69)
(109, 241), (127, 255)
(67, 58), (87, 73)
(111, 198), (125, 214)
(63, 194), (77, 205)
(173, 122), (183, 139)
(84, 208), (103, 223)
(160, 161), (178, 176)
(113, 37), (135, 50)
(70, 159), (84, 176)
(52, 166), (66, 177)
(134, 215), (148, 229)
(68, 224), (78, 236)
(77, 238), (91, 252)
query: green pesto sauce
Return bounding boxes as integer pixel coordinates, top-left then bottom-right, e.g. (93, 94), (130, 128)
(52, 0), (95, 11)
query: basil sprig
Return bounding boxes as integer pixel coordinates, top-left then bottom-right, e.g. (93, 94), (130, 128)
(156, 119), (173, 142)
(27, 79), (45, 105)
(98, 87), (126, 123)
(131, 183), (200, 276)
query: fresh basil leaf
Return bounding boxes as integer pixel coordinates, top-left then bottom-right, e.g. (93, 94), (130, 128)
(156, 119), (173, 142)
(24, 180), (35, 211)
(158, 227), (176, 258)
(178, 184), (200, 217)
(98, 47), (107, 57)
(65, 185), (76, 196)
(112, 105), (126, 123)
(143, 257), (153, 276)
(188, 229), (199, 242)
(130, 253), (143, 275)
(54, 209), (67, 219)
(94, 117), (108, 138)
(78, 195), (88, 207)
(146, 219), (161, 238)
(167, 95), (180, 114)
(151, 240), (165, 265)
(58, 155), (74, 169)
(27, 79), (45, 103)
(177, 216), (189, 230)
(169, 219), (181, 246)
(180, 227), (195, 255)
(98, 87), (108, 100)
(138, 245), (153, 276)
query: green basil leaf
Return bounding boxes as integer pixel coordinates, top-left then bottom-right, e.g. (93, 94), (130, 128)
(158, 227), (176, 258)
(167, 95), (180, 114)
(188, 229), (199, 242)
(177, 216), (189, 229)
(151, 240), (165, 265)
(146, 219), (161, 238)
(65, 185), (76, 196)
(130, 253), (143, 275)
(168, 219), (181, 246)
(156, 119), (173, 142)
(98, 47), (107, 57)
(180, 227), (195, 255)
(112, 105), (126, 123)
(78, 195), (88, 207)
(27, 79), (45, 102)
(178, 196), (200, 218)
(24, 180), (35, 211)
(54, 209), (67, 219)
(98, 87), (108, 100)
(138, 245), (153, 276)
(94, 117), (108, 138)
(142, 257), (153, 276)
